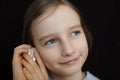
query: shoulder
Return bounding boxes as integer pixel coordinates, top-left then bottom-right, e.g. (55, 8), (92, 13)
(84, 71), (100, 80)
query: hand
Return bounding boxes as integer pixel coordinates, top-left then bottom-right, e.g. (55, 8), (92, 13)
(21, 46), (48, 80)
(12, 44), (31, 80)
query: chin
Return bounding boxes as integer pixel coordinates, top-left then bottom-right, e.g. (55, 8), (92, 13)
(58, 65), (82, 76)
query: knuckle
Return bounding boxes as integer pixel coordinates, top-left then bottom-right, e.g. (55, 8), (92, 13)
(30, 67), (35, 73)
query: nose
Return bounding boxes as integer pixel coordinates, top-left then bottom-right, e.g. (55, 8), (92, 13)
(61, 40), (75, 57)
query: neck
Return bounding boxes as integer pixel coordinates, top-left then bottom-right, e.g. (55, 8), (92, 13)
(50, 70), (85, 80)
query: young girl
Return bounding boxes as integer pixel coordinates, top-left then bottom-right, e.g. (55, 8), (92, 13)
(12, 0), (100, 80)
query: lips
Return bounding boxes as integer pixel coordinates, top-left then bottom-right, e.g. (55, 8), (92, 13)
(60, 57), (79, 65)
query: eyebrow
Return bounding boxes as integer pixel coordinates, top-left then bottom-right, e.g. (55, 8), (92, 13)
(39, 24), (81, 41)
(69, 24), (81, 30)
(39, 33), (57, 42)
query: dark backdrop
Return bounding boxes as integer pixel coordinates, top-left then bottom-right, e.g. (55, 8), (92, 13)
(0, 0), (119, 80)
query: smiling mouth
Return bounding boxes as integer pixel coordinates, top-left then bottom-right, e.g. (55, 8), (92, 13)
(60, 57), (79, 65)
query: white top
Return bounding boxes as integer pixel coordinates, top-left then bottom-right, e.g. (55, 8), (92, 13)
(84, 71), (100, 80)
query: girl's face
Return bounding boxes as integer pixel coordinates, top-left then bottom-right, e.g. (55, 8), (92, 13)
(31, 5), (88, 76)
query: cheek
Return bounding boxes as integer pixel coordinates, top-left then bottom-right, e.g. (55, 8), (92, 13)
(79, 44), (88, 61)
(80, 43), (88, 64)
(75, 36), (88, 59)
(37, 47), (60, 66)
(74, 38), (88, 68)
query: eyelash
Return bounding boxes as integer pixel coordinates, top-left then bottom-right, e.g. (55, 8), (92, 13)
(71, 30), (80, 37)
(44, 30), (80, 46)
(45, 39), (58, 46)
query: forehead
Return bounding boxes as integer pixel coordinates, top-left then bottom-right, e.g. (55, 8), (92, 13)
(32, 5), (81, 35)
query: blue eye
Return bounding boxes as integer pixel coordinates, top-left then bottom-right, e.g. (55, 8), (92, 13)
(71, 31), (80, 37)
(45, 39), (57, 45)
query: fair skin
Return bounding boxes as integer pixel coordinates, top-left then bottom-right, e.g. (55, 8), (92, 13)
(12, 5), (88, 80)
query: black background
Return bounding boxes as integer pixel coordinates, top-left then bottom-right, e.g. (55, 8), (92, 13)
(0, 0), (119, 80)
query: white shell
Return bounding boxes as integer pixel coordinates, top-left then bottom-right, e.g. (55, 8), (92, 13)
(28, 47), (36, 61)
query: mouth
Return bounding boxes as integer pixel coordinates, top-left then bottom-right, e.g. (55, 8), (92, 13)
(60, 57), (79, 65)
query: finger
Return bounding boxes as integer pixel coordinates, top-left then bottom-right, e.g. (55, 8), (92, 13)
(23, 68), (32, 80)
(22, 59), (42, 80)
(14, 48), (28, 56)
(35, 51), (48, 80)
(22, 54), (41, 74)
(13, 44), (31, 59)
(12, 46), (29, 70)
(14, 44), (31, 51)
(12, 48), (29, 65)
(35, 51), (46, 69)
(22, 57), (35, 73)
(12, 44), (31, 80)
(22, 53), (37, 66)
(23, 52), (48, 80)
